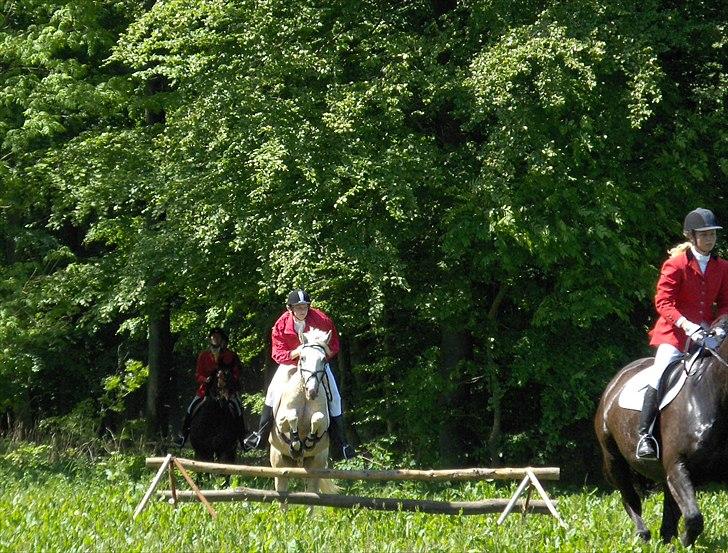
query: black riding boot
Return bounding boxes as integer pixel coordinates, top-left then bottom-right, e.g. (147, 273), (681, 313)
(329, 414), (356, 460)
(243, 404), (274, 450)
(636, 386), (660, 459)
(173, 412), (192, 448)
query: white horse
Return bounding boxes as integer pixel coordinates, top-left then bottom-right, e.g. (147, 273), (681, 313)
(269, 328), (339, 496)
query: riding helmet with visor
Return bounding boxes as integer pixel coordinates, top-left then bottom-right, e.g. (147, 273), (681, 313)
(287, 289), (311, 307)
(683, 208), (722, 237)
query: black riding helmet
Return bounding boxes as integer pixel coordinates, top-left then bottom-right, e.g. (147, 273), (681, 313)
(208, 327), (229, 342)
(684, 208), (722, 236)
(287, 289), (311, 307)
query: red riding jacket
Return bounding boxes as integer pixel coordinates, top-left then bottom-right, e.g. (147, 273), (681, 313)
(649, 249), (728, 350)
(271, 307), (340, 365)
(195, 348), (242, 397)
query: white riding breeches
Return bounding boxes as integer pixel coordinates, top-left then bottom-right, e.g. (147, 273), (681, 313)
(645, 343), (683, 389)
(264, 363), (342, 417)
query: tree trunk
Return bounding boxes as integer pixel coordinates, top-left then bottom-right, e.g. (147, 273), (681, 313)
(483, 283), (507, 465)
(438, 326), (471, 466)
(146, 304), (172, 437)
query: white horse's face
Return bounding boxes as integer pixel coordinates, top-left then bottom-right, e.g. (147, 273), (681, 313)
(299, 344), (327, 400)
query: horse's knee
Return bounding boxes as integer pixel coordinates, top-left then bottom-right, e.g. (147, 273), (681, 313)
(310, 412), (325, 434)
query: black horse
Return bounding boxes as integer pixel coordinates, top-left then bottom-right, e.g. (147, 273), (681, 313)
(595, 321), (728, 546)
(189, 368), (242, 466)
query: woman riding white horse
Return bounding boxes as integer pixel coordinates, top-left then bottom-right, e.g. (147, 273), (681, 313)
(268, 328), (339, 495)
(244, 289), (356, 460)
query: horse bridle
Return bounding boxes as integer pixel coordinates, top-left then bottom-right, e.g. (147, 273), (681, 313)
(297, 343), (333, 403)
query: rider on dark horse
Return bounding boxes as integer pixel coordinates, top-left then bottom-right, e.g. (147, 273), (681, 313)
(174, 327), (245, 448)
(244, 289), (356, 460)
(637, 208), (728, 459)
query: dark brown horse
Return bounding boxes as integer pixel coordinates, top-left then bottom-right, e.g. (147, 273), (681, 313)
(189, 368), (242, 467)
(595, 322), (728, 546)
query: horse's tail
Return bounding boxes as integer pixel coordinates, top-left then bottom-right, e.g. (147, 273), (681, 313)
(319, 478), (339, 494)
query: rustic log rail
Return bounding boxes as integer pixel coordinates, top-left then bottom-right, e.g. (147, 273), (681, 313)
(137, 456), (565, 526)
(159, 487), (554, 515)
(145, 457), (560, 482)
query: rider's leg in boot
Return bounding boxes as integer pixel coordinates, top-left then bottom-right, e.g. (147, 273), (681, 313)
(243, 404), (274, 450)
(173, 412), (191, 448)
(636, 386), (659, 459)
(231, 396), (247, 449)
(329, 414), (356, 460)
(174, 396), (201, 448)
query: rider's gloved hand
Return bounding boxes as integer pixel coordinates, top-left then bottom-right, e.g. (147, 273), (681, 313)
(680, 319), (704, 339)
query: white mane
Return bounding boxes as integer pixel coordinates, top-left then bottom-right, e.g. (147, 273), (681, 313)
(302, 328), (330, 346)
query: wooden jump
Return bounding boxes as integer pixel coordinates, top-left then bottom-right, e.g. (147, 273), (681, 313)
(145, 457), (560, 482)
(137, 456), (565, 527)
(159, 487), (555, 515)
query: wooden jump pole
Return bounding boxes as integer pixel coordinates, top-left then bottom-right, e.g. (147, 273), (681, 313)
(145, 457), (560, 482)
(140, 456), (564, 525)
(158, 487), (556, 516)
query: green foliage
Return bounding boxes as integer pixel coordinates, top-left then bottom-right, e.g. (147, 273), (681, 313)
(0, 0), (726, 472)
(101, 359), (148, 414)
(2, 443), (55, 472)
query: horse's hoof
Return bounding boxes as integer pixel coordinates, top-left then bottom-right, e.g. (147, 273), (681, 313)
(637, 529), (651, 542)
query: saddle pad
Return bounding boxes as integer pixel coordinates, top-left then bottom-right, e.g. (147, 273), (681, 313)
(617, 365), (688, 411)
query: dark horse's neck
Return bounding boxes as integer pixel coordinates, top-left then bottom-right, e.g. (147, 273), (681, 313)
(692, 323), (728, 417)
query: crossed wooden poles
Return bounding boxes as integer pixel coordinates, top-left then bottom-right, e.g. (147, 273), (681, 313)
(134, 455), (565, 527)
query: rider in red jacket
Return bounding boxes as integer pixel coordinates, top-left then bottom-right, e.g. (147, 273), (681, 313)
(244, 290), (356, 459)
(174, 328), (245, 448)
(637, 208), (728, 459)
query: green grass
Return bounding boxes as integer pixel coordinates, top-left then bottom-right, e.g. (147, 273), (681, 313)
(2, 448), (728, 552)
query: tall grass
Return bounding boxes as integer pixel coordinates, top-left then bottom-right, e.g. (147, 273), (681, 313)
(2, 441), (728, 552)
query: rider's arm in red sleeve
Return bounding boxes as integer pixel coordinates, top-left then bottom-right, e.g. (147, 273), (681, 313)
(271, 315), (295, 365)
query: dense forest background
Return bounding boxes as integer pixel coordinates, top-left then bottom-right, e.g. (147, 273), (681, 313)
(1, 0), (725, 480)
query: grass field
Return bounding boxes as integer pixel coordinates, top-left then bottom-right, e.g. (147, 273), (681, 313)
(2, 443), (728, 552)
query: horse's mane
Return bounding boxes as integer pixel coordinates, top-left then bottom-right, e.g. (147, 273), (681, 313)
(303, 328), (329, 346)
(714, 318), (728, 356)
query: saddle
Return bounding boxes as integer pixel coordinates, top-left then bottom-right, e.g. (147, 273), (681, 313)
(617, 346), (709, 412)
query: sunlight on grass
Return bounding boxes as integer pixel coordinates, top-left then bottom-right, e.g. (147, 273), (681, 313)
(2, 452), (727, 552)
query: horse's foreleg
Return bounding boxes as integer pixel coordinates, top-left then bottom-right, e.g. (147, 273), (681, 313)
(666, 462), (703, 546)
(660, 486), (681, 544)
(306, 477), (320, 494)
(307, 412), (326, 446)
(274, 476), (289, 512)
(279, 409), (303, 456)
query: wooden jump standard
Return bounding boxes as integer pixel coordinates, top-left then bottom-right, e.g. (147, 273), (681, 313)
(138, 456), (564, 526)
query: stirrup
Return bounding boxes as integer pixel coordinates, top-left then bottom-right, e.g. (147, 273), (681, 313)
(243, 431), (262, 451)
(636, 434), (660, 460)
